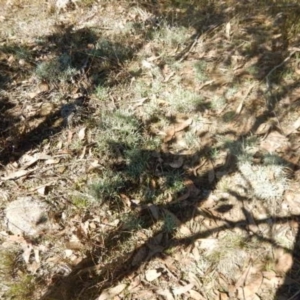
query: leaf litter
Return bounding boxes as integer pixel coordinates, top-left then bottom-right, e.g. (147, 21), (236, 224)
(0, 1), (300, 300)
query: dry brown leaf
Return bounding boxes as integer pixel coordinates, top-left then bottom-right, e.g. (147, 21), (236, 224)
(120, 193), (131, 207)
(28, 92), (39, 99)
(164, 118), (193, 142)
(285, 190), (300, 214)
(235, 99), (244, 115)
(228, 284), (236, 298)
(45, 158), (60, 165)
(183, 179), (201, 197)
(157, 289), (174, 300)
(127, 277), (141, 292)
(22, 243), (33, 264)
(225, 22), (231, 39)
(235, 84), (255, 114)
(39, 82), (50, 92)
(262, 271), (277, 280)
(256, 122), (273, 135)
(39, 103), (55, 116)
(67, 130), (73, 144)
(235, 263), (252, 291)
(237, 272), (263, 299)
(274, 248), (293, 274)
(88, 160), (102, 172)
(134, 290), (156, 298)
(37, 186), (47, 195)
(57, 140), (63, 149)
(201, 194), (218, 209)
(219, 292), (229, 300)
(64, 249), (73, 258)
(238, 280), (262, 300)
(66, 237), (85, 249)
(163, 71), (175, 83)
(189, 290), (206, 300)
(192, 246), (200, 260)
(22, 152), (52, 167)
(79, 221), (89, 238)
(173, 283), (194, 295)
(263, 272), (283, 289)
(293, 117), (300, 130)
(33, 152), (52, 160)
(97, 283), (127, 300)
(27, 261), (39, 274)
(79, 146), (87, 159)
(78, 127), (86, 141)
(1, 234), (27, 248)
(178, 224), (192, 236)
(145, 269), (162, 282)
(1, 168), (37, 181)
(260, 131), (290, 153)
(132, 97), (148, 109)
(141, 59), (154, 69)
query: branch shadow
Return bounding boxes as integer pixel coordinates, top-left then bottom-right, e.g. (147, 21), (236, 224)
(41, 126), (300, 300)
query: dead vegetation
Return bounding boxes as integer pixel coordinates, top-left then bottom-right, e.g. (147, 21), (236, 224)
(1, 0), (300, 299)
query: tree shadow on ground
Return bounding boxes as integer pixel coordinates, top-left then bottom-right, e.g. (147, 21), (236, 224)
(41, 141), (300, 299)
(0, 21), (143, 166)
(39, 1), (300, 299)
(1, 1), (300, 299)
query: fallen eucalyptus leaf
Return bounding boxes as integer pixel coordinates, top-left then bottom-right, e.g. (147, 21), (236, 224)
(1, 168), (36, 181)
(145, 269), (162, 282)
(164, 118), (193, 142)
(189, 290), (206, 300)
(173, 283), (194, 295)
(97, 283), (127, 300)
(78, 127), (86, 141)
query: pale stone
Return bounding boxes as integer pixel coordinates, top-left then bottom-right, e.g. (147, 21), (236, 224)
(5, 197), (49, 237)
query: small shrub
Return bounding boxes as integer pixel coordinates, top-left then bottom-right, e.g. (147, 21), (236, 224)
(96, 109), (143, 153)
(124, 149), (149, 179)
(194, 61), (209, 82)
(6, 275), (36, 300)
(151, 24), (189, 54)
(210, 95), (226, 110)
(0, 248), (36, 300)
(89, 170), (125, 202)
(92, 38), (133, 61)
(238, 162), (288, 202)
(165, 87), (203, 113)
(35, 54), (77, 83)
(95, 85), (109, 101)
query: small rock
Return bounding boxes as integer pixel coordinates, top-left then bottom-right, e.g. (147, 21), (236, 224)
(5, 197), (49, 237)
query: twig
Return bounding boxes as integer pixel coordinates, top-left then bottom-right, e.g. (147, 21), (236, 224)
(236, 83), (255, 114)
(265, 47), (300, 90)
(175, 32), (201, 62)
(178, 34), (200, 63)
(264, 47), (300, 108)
